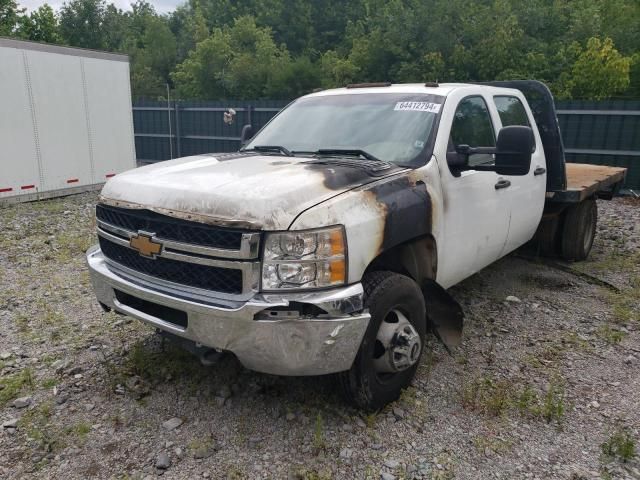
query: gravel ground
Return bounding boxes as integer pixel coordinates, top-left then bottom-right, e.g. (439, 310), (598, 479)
(0, 194), (639, 480)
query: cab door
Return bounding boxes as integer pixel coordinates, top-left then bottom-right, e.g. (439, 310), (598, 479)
(434, 94), (512, 288)
(491, 95), (546, 254)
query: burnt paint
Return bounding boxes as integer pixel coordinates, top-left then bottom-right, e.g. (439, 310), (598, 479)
(304, 159), (404, 192)
(368, 175), (432, 252)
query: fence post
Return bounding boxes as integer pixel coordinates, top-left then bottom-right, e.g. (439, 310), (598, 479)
(174, 101), (182, 158)
(247, 104), (254, 128)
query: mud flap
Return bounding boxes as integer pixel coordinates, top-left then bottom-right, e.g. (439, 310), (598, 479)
(421, 280), (464, 352)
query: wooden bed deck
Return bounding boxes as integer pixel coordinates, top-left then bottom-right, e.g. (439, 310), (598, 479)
(552, 163), (627, 202)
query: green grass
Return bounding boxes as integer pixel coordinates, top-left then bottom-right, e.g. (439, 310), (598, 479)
(601, 426), (636, 462)
(313, 413), (326, 452)
(461, 376), (512, 417)
(461, 374), (568, 426)
(64, 421), (92, 441)
(40, 377), (58, 389)
(0, 368), (34, 406)
(596, 324), (627, 344)
(19, 402), (63, 453)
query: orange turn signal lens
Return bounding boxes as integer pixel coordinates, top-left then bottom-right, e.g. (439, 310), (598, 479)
(329, 259), (346, 283)
(330, 228), (345, 256)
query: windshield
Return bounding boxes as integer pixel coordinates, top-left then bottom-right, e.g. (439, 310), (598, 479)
(245, 93), (444, 166)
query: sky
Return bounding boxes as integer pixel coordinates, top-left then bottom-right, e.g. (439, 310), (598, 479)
(18, 0), (182, 14)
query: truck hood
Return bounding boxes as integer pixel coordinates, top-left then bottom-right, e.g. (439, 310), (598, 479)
(100, 153), (404, 230)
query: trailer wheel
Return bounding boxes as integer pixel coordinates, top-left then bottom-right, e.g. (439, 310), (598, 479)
(560, 198), (597, 261)
(338, 271), (426, 411)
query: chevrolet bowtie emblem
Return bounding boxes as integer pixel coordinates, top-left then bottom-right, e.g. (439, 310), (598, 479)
(130, 232), (162, 258)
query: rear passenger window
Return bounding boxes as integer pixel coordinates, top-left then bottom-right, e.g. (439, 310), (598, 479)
(450, 96), (495, 167)
(494, 96), (530, 127)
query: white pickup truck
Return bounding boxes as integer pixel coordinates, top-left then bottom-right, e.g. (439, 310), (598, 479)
(87, 81), (626, 410)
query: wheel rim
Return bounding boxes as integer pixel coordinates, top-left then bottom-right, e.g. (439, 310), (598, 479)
(372, 308), (422, 379)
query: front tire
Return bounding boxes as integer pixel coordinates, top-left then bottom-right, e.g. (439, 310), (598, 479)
(338, 271), (426, 411)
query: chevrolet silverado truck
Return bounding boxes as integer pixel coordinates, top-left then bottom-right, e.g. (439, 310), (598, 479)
(87, 81), (626, 410)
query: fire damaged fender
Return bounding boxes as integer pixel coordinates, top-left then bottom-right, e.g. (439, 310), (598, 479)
(290, 166), (464, 349)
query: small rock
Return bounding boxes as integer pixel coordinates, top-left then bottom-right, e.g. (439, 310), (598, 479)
(339, 448), (353, 459)
(55, 393), (69, 405)
(624, 355), (635, 365)
(155, 452), (171, 470)
(174, 447), (183, 458)
(384, 459), (400, 469)
(381, 473), (396, 480)
(85, 403), (95, 412)
(162, 417), (183, 431)
(285, 412), (296, 421)
(2, 418), (18, 429)
(13, 396), (32, 409)
(506, 296), (521, 303)
(341, 423), (353, 432)
(67, 366), (83, 376)
(192, 444), (216, 459)
(589, 400), (600, 409)
(392, 407), (405, 420)
(0, 352), (12, 360)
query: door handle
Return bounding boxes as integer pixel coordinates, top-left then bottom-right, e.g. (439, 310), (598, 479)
(534, 166), (546, 176)
(495, 179), (511, 190)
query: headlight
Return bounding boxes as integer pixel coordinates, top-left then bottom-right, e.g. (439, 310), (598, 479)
(262, 226), (346, 290)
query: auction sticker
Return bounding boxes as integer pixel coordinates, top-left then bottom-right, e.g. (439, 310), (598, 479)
(394, 101), (441, 113)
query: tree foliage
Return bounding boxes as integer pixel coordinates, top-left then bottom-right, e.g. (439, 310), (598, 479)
(6, 0), (640, 100)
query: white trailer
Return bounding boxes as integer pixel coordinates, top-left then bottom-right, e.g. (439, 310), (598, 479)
(0, 38), (136, 204)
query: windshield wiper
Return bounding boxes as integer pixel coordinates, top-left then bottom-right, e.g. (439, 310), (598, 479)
(316, 148), (381, 162)
(244, 145), (292, 156)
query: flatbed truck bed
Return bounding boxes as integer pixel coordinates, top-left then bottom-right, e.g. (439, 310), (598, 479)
(549, 163), (627, 203)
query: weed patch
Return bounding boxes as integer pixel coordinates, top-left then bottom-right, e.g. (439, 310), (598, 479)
(0, 368), (34, 406)
(462, 374), (568, 426)
(601, 426), (636, 463)
(596, 324), (627, 344)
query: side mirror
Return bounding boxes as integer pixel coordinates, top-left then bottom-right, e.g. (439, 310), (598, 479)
(494, 126), (534, 176)
(446, 149), (468, 171)
(240, 124), (254, 146)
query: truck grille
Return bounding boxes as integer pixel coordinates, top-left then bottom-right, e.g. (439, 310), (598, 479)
(96, 204), (245, 250)
(98, 236), (243, 294)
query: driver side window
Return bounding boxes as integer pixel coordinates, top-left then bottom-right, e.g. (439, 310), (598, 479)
(450, 96), (496, 167)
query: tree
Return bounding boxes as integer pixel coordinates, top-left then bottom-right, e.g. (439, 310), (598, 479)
(59, 0), (107, 49)
(0, 0), (24, 36)
(101, 4), (130, 51)
(172, 16), (292, 99)
(559, 37), (631, 100)
(18, 4), (60, 43)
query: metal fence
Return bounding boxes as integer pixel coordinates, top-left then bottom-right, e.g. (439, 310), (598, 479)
(556, 100), (640, 191)
(133, 99), (640, 190)
(133, 99), (288, 162)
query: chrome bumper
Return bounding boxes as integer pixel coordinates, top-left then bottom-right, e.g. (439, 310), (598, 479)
(86, 245), (370, 376)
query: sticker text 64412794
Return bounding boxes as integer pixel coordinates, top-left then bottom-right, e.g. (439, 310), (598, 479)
(394, 101), (441, 113)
